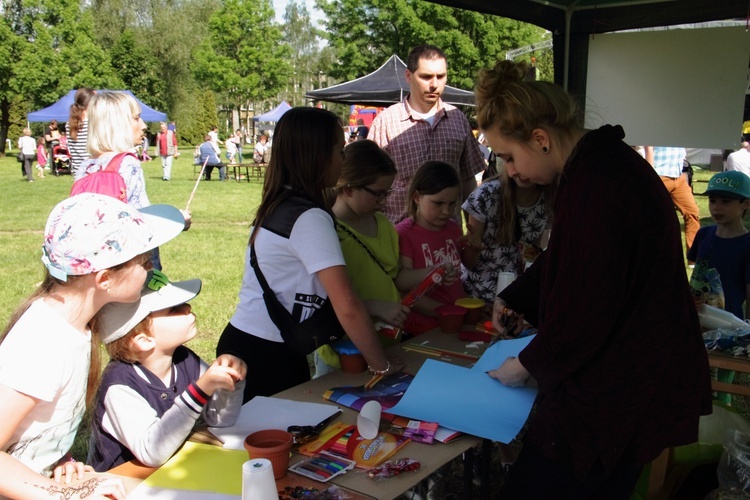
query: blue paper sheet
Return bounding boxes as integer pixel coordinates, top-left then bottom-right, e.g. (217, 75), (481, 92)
(389, 336), (537, 443)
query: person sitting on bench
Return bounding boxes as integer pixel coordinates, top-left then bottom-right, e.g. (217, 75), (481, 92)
(199, 134), (226, 181)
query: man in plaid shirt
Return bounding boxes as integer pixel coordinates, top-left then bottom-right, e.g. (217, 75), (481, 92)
(646, 146), (700, 253)
(368, 45), (485, 224)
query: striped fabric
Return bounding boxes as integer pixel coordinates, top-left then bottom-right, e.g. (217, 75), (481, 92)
(66, 119), (89, 176)
(180, 383), (209, 414)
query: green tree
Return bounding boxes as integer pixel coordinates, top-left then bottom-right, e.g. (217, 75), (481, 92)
(192, 0), (290, 123)
(315, 0), (546, 91)
(280, 1), (321, 106)
(0, 0), (117, 154)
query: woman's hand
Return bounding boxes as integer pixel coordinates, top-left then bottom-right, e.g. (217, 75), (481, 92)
(486, 357), (530, 388)
(368, 301), (409, 328)
(53, 456), (93, 484)
(492, 298), (525, 337)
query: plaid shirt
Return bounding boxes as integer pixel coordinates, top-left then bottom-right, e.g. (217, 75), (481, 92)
(368, 97), (485, 224)
(651, 147), (686, 178)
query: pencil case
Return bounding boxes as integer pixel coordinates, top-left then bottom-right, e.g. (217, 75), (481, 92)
(289, 452), (356, 482)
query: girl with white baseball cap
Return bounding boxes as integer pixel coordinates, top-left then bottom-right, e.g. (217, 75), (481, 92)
(0, 193), (184, 499)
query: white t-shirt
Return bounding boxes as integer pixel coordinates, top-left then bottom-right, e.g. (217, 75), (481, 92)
(0, 300), (90, 476)
(230, 208), (345, 342)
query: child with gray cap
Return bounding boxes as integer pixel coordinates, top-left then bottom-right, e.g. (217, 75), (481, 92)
(88, 270), (246, 472)
(688, 170), (750, 405)
(0, 193), (185, 499)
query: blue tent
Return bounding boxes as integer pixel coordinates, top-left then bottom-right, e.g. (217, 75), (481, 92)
(27, 90), (167, 123)
(253, 101), (291, 123)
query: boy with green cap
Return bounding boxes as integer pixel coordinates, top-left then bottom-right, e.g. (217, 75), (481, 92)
(688, 170), (750, 319)
(688, 170), (750, 404)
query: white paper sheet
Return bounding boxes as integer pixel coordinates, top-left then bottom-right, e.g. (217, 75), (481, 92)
(209, 396), (341, 450)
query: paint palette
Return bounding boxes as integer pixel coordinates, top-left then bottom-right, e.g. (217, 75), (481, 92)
(289, 452), (357, 483)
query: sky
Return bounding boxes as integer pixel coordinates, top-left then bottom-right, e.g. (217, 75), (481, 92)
(271, 0), (324, 25)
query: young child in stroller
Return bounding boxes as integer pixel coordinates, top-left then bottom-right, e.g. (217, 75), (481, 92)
(52, 143), (72, 175)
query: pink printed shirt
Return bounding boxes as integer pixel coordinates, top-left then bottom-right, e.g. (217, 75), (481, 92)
(368, 97), (485, 224)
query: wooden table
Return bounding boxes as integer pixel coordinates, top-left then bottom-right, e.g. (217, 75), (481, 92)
(232, 163), (267, 182)
(707, 349), (750, 397)
(108, 329), (491, 499)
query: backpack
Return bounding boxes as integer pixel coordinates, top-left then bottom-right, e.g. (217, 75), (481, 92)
(70, 152), (133, 203)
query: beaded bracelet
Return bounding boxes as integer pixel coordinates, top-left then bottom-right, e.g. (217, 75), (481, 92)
(368, 361), (391, 375)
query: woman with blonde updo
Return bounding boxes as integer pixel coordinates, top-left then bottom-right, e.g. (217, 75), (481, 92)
(479, 60), (711, 497)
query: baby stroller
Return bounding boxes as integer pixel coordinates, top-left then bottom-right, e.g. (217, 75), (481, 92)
(52, 144), (71, 175)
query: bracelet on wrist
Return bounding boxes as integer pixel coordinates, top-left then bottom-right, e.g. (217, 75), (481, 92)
(368, 360), (390, 375)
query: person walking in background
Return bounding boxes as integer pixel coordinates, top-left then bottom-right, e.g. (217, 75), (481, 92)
(17, 128), (35, 182)
(198, 135), (226, 181)
(368, 44), (485, 224)
(477, 59), (711, 497)
(355, 118), (369, 140)
(726, 142), (750, 176)
(156, 122), (178, 181)
(36, 137), (48, 178)
(645, 146), (700, 253)
(232, 129), (244, 163)
(208, 125), (222, 153)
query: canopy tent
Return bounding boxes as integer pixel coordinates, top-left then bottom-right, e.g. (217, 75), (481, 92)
(305, 55), (476, 107)
(27, 90), (167, 123)
(425, 0), (745, 97)
(253, 101), (292, 122)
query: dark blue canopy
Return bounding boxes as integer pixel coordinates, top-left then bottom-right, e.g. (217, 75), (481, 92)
(27, 90), (167, 123)
(252, 101), (291, 122)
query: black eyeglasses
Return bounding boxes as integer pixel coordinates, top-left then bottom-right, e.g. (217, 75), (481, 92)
(360, 186), (392, 203)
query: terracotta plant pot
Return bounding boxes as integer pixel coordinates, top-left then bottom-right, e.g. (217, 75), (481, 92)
(334, 339), (367, 374)
(435, 304), (467, 333)
(455, 298), (485, 325)
(244, 429), (293, 479)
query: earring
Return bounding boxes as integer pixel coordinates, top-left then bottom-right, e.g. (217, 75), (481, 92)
(542, 146), (549, 154)
(106, 287), (111, 294)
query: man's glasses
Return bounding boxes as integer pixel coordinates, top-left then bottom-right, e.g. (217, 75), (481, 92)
(360, 186), (392, 203)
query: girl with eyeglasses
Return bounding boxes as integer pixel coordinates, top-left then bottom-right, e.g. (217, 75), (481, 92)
(313, 140), (432, 376)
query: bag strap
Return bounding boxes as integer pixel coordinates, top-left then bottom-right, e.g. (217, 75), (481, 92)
(249, 243), (275, 297)
(104, 152), (136, 173)
(336, 222), (390, 277)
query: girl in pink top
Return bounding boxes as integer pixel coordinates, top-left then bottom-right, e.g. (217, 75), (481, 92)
(36, 137), (47, 178)
(395, 160), (465, 333)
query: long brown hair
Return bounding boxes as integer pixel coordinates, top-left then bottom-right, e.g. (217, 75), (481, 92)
(329, 140), (396, 204)
(68, 88), (95, 141)
(251, 107), (342, 243)
(490, 165), (555, 246)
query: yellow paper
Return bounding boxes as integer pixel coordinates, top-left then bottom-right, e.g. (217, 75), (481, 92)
(143, 442), (247, 495)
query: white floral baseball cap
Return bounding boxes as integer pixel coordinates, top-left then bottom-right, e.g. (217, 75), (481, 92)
(42, 193), (185, 281)
(99, 270), (202, 344)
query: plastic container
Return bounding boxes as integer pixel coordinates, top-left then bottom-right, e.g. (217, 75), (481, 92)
(244, 429), (293, 479)
(698, 304), (750, 331)
(455, 298), (484, 324)
(333, 339), (367, 374)
(435, 304), (467, 333)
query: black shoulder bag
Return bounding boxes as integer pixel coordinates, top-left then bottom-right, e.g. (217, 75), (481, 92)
(250, 194), (347, 355)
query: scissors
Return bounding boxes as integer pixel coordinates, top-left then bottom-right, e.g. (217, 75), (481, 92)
(287, 410), (342, 444)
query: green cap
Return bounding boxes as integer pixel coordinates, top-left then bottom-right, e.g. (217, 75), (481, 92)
(704, 171), (750, 200)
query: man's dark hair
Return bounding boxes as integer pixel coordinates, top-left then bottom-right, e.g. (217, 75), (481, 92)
(406, 44), (447, 72)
